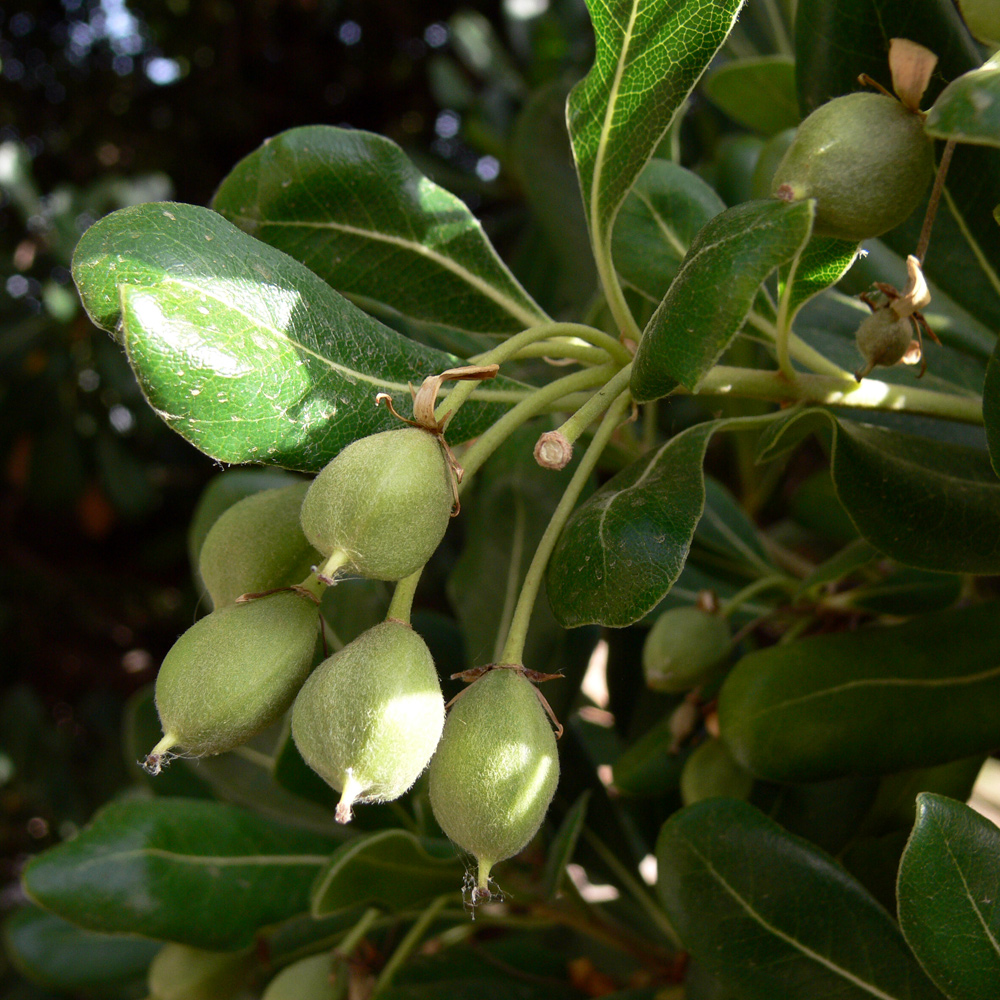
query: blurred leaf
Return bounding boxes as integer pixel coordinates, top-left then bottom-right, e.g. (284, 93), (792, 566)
(23, 798), (335, 949)
(795, 538), (878, 596)
(72, 203), (517, 472)
(611, 709), (689, 797)
(692, 477), (774, 577)
(762, 408), (1000, 574)
(510, 83), (597, 315)
(925, 59), (1000, 148)
(631, 199), (814, 399)
(679, 740), (754, 806)
(656, 798), (944, 1000)
(567, 0), (745, 273)
(612, 160), (725, 306)
(718, 601), (1000, 782)
(541, 791), (589, 900)
(847, 568), (961, 615)
(985, 340), (1000, 475)
(310, 830), (462, 916)
(703, 57), (799, 136)
(212, 127), (547, 338)
(897, 793), (1000, 1000)
(2, 904), (159, 996)
(262, 952), (340, 1000)
(146, 943), (256, 1000)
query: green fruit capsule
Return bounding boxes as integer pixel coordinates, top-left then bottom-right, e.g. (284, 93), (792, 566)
(149, 590), (320, 765)
(854, 307), (914, 380)
(772, 92), (933, 241)
(428, 667), (559, 901)
(642, 606), (731, 693)
(300, 427), (453, 582)
(148, 943), (254, 1000)
(198, 481), (321, 608)
(291, 620), (445, 823)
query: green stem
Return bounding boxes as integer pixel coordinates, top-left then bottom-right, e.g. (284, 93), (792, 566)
(775, 255), (800, 382)
(458, 364), (617, 482)
(554, 364), (633, 445)
(579, 827), (682, 948)
(336, 907), (381, 958)
(387, 570), (421, 625)
(436, 323), (632, 427)
(592, 236), (643, 346)
(694, 365), (983, 424)
(372, 895), (449, 996)
(499, 390), (632, 665)
(747, 310), (850, 378)
(503, 341), (611, 365)
(720, 574), (796, 618)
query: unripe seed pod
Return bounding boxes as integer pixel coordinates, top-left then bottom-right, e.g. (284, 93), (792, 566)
(291, 620), (445, 823)
(148, 943), (254, 1000)
(854, 307), (914, 379)
(428, 667), (559, 900)
(300, 427), (453, 581)
(262, 952), (340, 1000)
(772, 92), (933, 241)
(679, 738), (754, 806)
(642, 606), (731, 693)
(198, 482), (320, 608)
(151, 590), (320, 761)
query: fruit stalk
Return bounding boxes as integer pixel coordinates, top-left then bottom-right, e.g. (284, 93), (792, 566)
(499, 389), (632, 666)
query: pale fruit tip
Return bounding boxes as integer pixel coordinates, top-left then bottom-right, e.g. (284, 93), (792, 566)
(474, 859), (494, 903)
(143, 734), (178, 775)
(335, 772), (363, 824)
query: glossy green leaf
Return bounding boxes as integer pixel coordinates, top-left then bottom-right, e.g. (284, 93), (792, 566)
(547, 413), (782, 627)
(23, 798), (335, 949)
(540, 791), (589, 900)
(547, 420), (718, 628)
(703, 56), (799, 136)
(761, 408), (1000, 574)
(212, 126), (547, 338)
(656, 798), (944, 1000)
(925, 58), (1000, 148)
(898, 793), (1000, 1000)
(567, 0), (745, 263)
(985, 340), (1000, 475)
(794, 0), (1000, 330)
(847, 568), (961, 616)
(3, 904), (159, 995)
(72, 203), (518, 471)
(779, 237), (861, 318)
(612, 160), (725, 308)
(718, 601), (1000, 782)
(692, 477), (774, 578)
(631, 199), (814, 399)
(310, 830), (462, 917)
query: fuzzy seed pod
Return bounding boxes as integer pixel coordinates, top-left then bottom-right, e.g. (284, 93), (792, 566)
(300, 427), (453, 582)
(291, 620), (445, 823)
(198, 481), (320, 608)
(150, 590), (320, 763)
(854, 307), (915, 379)
(148, 943), (253, 1000)
(772, 92), (932, 241)
(428, 667), (559, 900)
(642, 606), (732, 693)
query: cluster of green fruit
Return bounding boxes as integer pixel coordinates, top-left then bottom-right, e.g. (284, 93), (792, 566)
(147, 424), (558, 901)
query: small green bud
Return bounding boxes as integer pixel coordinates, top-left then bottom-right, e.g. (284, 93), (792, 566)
(428, 667), (559, 901)
(854, 307), (914, 380)
(642, 606), (731, 693)
(291, 620), (445, 823)
(772, 92), (932, 241)
(198, 481), (320, 608)
(150, 590), (319, 764)
(300, 427), (453, 581)
(262, 953), (340, 1000)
